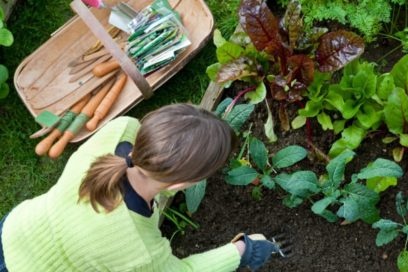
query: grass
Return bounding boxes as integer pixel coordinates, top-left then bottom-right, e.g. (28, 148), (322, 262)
(0, 0), (239, 217)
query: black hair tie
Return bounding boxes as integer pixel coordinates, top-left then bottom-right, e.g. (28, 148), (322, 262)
(125, 156), (134, 168)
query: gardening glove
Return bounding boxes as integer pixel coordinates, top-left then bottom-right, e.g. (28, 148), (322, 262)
(232, 233), (282, 271)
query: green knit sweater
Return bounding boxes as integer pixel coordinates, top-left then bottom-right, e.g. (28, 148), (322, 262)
(2, 116), (240, 272)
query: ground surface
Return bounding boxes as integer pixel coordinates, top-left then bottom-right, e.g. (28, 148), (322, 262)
(161, 38), (408, 271)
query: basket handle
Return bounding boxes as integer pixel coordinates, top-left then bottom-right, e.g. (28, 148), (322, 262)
(70, 0), (153, 99)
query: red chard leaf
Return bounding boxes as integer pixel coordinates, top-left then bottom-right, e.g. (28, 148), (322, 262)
(287, 54), (314, 86)
(279, 103), (291, 131)
(239, 0), (281, 54)
(316, 30), (364, 72)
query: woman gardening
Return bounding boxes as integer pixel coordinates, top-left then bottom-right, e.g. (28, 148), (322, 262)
(0, 103), (284, 271)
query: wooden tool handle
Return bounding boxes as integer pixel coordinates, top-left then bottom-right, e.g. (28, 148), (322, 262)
(92, 60), (120, 77)
(81, 79), (115, 116)
(48, 131), (75, 159)
(35, 129), (63, 156)
(34, 94), (91, 156)
(86, 73), (127, 131)
(71, 94), (92, 114)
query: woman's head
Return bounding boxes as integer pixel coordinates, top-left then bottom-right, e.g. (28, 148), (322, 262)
(79, 103), (236, 212)
(131, 103), (237, 183)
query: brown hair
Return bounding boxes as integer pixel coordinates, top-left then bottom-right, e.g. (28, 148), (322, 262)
(79, 103), (237, 212)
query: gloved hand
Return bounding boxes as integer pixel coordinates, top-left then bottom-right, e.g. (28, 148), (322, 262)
(232, 233), (283, 271)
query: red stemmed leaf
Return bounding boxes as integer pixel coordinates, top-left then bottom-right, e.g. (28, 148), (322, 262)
(316, 30), (364, 72)
(279, 103), (290, 131)
(239, 0), (282, 55)
(281, 0), (303, 48)
(287, 54), (314, 86)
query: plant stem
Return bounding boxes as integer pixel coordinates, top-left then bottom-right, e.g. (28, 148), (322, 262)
(377, 44), (403, 63)
(223, 85), (257, 119)
(166, 207), (199, 229)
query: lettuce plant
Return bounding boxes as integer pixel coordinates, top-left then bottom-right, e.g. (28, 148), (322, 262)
(298, 59), (385, 157)
(373, 192), (408, 272)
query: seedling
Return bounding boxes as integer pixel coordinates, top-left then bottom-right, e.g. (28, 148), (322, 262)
(373, 192), (408, 272)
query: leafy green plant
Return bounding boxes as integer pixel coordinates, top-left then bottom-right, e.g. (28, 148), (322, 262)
(277, 149), (403, 224)
(162, 206), (199, 241)
(277, 0), (406, 41)
(373, 192), (408, 272)
(383, 54), (408, 162)
(0, 6), (14, 99)
(207, 0), (364, 138)
(298, 59), (385, 157)
(225, 132), (308, 200)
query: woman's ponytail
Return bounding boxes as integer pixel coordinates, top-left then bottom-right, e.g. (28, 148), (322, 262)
(78, 154), (127, 212)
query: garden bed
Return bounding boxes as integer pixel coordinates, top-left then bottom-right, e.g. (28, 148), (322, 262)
(161, 8), (408, 270)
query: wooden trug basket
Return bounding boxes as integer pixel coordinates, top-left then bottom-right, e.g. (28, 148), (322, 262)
(14, 0), (214, 142)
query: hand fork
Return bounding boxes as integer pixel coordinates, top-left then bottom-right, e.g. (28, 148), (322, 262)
(269, 232), (293, 258)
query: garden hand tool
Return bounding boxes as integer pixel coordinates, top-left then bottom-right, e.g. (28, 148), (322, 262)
(93, 59), (120, 77)
(35, 94), (91, 156)
(81, 0), (138, 33)
(232, 232), (292, 271)
(47, 78), (116, 159)
(86, 73), (127, 131)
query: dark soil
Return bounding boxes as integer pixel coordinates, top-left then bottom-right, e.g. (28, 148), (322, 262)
(161, 32), (408, 272)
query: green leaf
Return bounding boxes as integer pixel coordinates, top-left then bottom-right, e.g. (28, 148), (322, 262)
(299, 100), (322, 117)
(396, 192), (407, 217)
(272, 145), (308, 168)
(282, 195), (304, 208)
(377, 73), (395, 100)
(214, 97), (233, 117)
(0, 28), (13, 46)
(358, 158), (403, 179)
(333, 120), (346, 134)
(264, 101), (277, 142)
(338, 183), (380, 223)
(317, 112), (333, 130)
(318, 209), (339, 222)
(402, 225), (408, 235)
(291, 115), (306, 129)
(251, 186), (263, 201)
(185, 180), (207, 213)
(274, 171), (320, 198)
(326, 149), (355, 188)
(206, 63), (222, 81)
(213, 29), (227, 48)
(398, 251), (408, 272)
(226, 166), (258, 186)
(372, 219), (401, 231)
(400, 134), (408, 147)
(375, 229), (400, 246)
(329, 139), (349, 158)
(245, 82), (266, 104)
(311, 196), (337, 215)
(249, 137), (268, 171)
(216, 41), (244, 64)
(0, 82), (9, 99)
(0, 64), (8, 83)
(366, 176), (397, 193)
(384, 87), (408, 135)
(390, 54), (408, 89)
(0, 7), (4, 21)
(261, 175), (275, 189)
(225, 103), (255, 132)
(356, 103), (382, 129)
